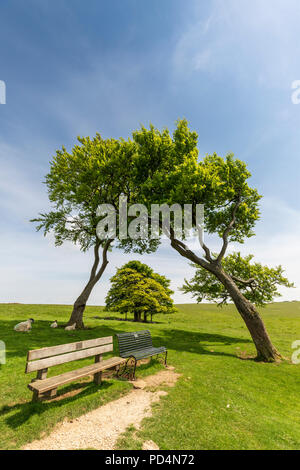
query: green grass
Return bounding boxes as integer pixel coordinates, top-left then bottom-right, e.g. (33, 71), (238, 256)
(0, 302), (300, 450)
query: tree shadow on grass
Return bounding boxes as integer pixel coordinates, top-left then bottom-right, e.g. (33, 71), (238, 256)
(1, 380), (114, 430)
(150, 328), (253, 360)
(0, 320), (253, 435)
(1, 358), (163, 433)
(1, 318), (252, 362)
(0, 319), (119, 359)
(94, 315), (162, 324)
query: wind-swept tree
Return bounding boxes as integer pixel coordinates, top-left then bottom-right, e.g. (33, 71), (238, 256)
(105, 261), (176, 322)
(181, 252), (293, 307)
(31, 135), (138, 328)
(128, 120), (294, 362)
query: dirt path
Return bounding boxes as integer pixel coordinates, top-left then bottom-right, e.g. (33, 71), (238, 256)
(23, 369), (179, 450)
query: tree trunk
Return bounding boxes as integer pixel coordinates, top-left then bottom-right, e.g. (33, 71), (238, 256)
(214, 268), (281, 362)
(169, 236), (281, 362)
(67, 239), (112, 328)
(134, 312), (142, 322)
(68, 281), (96, 329)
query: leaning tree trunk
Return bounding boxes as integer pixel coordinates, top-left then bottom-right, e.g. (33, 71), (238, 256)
(169, 235), (281, 362)
(67, 239), (112, 329)
(215, 268), (282, 362)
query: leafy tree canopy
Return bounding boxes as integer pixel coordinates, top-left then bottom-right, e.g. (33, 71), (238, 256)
(105, 261), (176, 321)
(31, 133), (159, 253)
(130, 120), (261, 247)
(181, 252), (294, 307)
(32, 135), (135, 250)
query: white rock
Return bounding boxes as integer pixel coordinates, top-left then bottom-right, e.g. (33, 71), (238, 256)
(142, 440), (160, 450)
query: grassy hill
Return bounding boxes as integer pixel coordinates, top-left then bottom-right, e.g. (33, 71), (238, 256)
(0, 302), (299, 449)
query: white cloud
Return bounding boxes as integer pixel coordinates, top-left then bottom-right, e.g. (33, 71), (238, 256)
(173, 0), (300, 87)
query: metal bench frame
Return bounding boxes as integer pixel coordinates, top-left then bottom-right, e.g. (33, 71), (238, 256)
(116, 330), (167, 380)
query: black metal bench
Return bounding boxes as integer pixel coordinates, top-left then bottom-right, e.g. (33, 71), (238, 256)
(116, 330), (167, 380)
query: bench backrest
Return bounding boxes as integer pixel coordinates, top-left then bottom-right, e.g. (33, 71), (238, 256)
(116, 330), (152, 357)
(26, 336), (113, 373)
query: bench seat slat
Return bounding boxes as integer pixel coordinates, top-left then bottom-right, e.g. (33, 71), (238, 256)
(117, 330), (154, 357)
(119, 340), (152, 347)
(120, 346), (166, 360)
(27, 336), (113, 361)
(26, 343), (113, 373)
(28, 356), (125, 393)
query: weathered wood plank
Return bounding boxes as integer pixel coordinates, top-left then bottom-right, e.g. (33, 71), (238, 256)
(32, 390), (40, 402)
(28, 356), (125, 393)
(94, 354), (103, 385)
(27, 336), (113, 361)
(26, 343), (113, 373)
(36, 368), (48, 381)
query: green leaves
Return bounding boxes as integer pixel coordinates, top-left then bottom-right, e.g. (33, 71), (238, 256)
(105, 261), (176, 320)
(32, 134), (136, 251)
(181, 252), (294, 307)
(129, 121), (261, 247)
(33, 119), (262, 257)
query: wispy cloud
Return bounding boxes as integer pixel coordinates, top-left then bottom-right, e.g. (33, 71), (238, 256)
(173, 0), (300, 86)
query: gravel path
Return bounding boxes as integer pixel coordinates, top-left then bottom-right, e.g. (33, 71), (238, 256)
(23, 369), (179, 450)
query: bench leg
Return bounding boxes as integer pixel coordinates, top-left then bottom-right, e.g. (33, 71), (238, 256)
(45, 388), (57, 399)
(94, 371), (102, 385)
(116, 357), (137, 381)
(32, 390), (41, 403)
(94, 353), (103, 385)
(131, 357), (137, 381)
(32, 388), (57, 402)
(164, 350), (168, 366)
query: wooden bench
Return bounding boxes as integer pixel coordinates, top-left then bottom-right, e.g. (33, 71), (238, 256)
(116, 330), (167, 380)
(25, 336), (126, 402)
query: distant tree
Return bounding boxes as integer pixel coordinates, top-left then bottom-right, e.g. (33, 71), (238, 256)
(105, 261), (176, 322)
(181, 252), (293, 307)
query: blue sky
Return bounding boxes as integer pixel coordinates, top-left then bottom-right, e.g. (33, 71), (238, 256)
(1, 0), (300, 305)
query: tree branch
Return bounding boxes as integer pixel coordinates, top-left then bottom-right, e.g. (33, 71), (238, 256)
(231, 275), (256, 286)
(168, 226), (212, 271)
(95, 239), (113, 282)
(192, 213), (213, 263)
(89, 239), (113, 283)
(216, 195), (242, 263)
(89, 241), (101, 281)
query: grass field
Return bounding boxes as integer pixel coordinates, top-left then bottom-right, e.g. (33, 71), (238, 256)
(0, 302), (299, 450)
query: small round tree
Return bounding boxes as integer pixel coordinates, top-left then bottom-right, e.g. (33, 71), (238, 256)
(105, 261), (176, 322)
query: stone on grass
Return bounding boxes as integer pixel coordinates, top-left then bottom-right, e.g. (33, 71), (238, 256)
(142, 440), (160, 450)
(131, 380), (147, 389)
